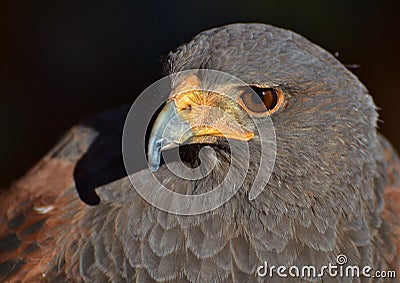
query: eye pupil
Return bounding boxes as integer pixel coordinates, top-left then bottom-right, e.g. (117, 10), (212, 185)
(261, 89), (278, 110)
(240, 86), (282, 114)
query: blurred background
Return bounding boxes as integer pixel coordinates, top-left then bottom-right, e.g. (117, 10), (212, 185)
(1, 0), (399, 187)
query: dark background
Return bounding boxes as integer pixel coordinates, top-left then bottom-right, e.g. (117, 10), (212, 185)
(1, 0), (399, 187)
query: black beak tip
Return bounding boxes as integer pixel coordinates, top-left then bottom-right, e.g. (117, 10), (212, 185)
(149, 164), (160, 172)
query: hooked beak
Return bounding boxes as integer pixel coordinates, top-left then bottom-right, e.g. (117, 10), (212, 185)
(148, 96), (254, 171)
(148, 101), (193, 171)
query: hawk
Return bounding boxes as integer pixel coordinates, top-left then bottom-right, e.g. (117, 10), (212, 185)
(0, 23), (399, 282)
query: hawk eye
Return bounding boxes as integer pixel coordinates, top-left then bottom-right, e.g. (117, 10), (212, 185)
(239, 86), (283, 115)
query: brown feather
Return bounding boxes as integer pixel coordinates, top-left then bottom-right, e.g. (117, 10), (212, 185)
(1, 24), (400, 283)
(0, 126), (93, 281)
(380, 135), (400, 274)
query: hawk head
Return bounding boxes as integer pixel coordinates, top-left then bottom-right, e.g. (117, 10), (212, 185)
(148, 23), (380, 206)
(146, 25), (384, 260)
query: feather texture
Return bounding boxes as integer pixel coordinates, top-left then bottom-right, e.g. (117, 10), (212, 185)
(0, 24), (399, 283)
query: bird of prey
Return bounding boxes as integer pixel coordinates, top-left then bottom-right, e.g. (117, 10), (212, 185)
(0, 23), (399, 282)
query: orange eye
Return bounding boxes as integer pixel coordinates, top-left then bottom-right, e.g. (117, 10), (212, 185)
(239, 86), (284, 115)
